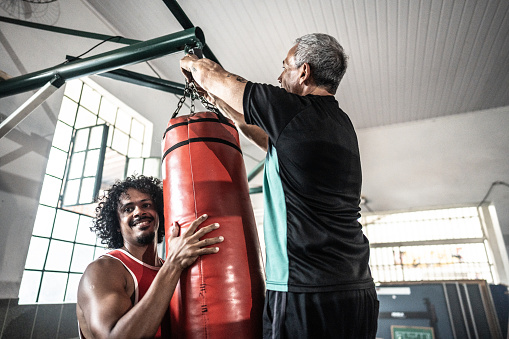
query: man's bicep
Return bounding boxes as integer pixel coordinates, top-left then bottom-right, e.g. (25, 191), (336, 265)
(78, 261), (132, 336)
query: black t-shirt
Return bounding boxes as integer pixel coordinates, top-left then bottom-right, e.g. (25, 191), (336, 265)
(243, 82), (373, 292)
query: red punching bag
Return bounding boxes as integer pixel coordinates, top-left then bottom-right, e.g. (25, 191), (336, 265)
(162, 111), (265, 338)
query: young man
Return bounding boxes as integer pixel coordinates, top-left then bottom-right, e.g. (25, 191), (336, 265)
(181, 33), (379, 338)
(76, 175), (223, 338)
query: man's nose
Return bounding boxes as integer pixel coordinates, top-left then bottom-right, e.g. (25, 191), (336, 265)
(133, 205), (146, 217)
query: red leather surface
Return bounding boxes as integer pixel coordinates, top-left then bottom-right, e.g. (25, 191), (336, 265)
(162, 112), (265, 338)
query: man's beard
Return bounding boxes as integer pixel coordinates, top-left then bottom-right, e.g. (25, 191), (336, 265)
(136, 231), (156, 245)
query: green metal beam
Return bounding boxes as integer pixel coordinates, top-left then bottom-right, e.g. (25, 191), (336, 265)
(67, 56), (185, 95)
(98, 69), (185, 95)
(0, 15), (140, 45)
(161, 0), (221, 65)
(247, 160), (265, 182)
(0, 27), (204, 98)
(249, 186), (263, 194)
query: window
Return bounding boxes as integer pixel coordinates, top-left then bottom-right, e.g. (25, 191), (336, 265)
(19, 78), (156, 304)
(363, 206), (506, 284)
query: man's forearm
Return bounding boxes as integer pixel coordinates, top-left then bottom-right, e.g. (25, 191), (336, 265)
(181, 56), (247, 114)
(214, 96), (268, 152)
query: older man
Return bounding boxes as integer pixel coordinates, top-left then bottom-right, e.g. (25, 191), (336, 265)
(181, 33), (378, 338)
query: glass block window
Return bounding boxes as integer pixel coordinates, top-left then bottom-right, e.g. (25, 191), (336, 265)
(19, 78), (155, 304)
(362, 206), (502, 284)
(62, 125), (108, 206)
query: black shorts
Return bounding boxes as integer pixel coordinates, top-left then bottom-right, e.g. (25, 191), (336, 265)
(263, 288), (379, 339)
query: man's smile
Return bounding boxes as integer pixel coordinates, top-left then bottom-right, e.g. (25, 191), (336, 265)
(130, 216), (154, 229)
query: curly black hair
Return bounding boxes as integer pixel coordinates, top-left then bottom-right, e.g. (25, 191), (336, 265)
(91, 175), (165, 249)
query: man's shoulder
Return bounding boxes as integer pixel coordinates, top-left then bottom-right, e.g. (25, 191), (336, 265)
(83, 252), (126, 277)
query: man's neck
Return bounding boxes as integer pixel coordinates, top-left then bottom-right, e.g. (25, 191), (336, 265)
(300, 83), (333, 97)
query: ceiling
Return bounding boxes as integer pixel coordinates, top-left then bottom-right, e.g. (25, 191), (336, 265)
(1, 0), (509, 232)
(80, 0), (509, 129)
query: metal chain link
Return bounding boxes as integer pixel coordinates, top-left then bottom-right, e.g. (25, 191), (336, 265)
(172, 80), (221, 119)
(172, 81), (193, 119)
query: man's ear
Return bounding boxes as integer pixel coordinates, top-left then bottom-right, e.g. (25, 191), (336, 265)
(299, 63), (312, 85)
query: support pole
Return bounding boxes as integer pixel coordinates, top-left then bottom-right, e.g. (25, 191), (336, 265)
(0, 76), (65, 139)
(247, 160), (264, 194)
(0, 15), (140, 45)
(0, 27), (204, 98)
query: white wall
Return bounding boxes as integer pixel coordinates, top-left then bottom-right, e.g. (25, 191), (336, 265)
(358, 105), (509, 246)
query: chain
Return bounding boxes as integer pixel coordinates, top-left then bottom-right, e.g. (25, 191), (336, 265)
(172, 81), (220, 119)
(172, 81), (189, 118)
(189, 82), (221, 114)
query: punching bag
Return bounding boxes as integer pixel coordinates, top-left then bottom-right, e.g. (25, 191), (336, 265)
(162, 111), (265, 338)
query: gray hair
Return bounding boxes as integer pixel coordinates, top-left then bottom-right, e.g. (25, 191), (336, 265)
(294, 33), (348, 94)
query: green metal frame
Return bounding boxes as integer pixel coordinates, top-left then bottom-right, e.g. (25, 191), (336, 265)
(247, 160), (264, 193)
(66, 56), (185, 95)
(0, 16), (140, 45)
(0, 27), (204, 98)
(161, 0), (221, 65)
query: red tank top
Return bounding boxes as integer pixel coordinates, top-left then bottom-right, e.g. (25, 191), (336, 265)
(104, 249), (171, 338)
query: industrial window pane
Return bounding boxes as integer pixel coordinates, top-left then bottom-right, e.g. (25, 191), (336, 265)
(106, 125), (114, 147)
(24, 237), (49, 270)
(53, 209), (79, 242)
(59, 97), (78, 126)
(45, 240), (73, 271)
(64, 80), (83, 102)
(101, 148), (127, 187)
(64, 80), (83, 101)
(112, 129), (129, 155)
(84, 149), (100, 177)
(18, 270), (42, 304)
(52, 121), (73, 152)
(76, 215), (97, 245)
(131, 119), (145, 141)
(80, 85), (101, 113)
(32, 205), (56, 237)
(89, 125), (105, 149)
(99, 98), (117, 125)
(79, 177), (96, 204)
(68, 152), (85, 179)
(71, 244), (95, 273)
(126, 158), (143, 177)
(39, 175), (62, 207)
(115, 109), (131, 134)
(63, 179), (80, 206)
(65, 273), (82, 303)
(94, 246), (109, 260)
(128, 139), (142, 158)
(75, 106), (97, 129)
(143, 158), (160, 178)
(46, 147), (68, 179)
(38, 272), (67, 303)
(74, 128), (90, 152)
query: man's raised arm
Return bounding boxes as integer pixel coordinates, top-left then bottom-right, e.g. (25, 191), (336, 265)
(180, 55), (247, 115)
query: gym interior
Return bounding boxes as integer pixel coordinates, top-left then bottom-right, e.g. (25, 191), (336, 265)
(1, 1), (509, 338)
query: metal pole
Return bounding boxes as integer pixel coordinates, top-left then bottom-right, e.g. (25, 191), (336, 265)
(66, 55), (185, 95)
(0, 27), (204, 98)
(0, 15), (141, 45)
(248, 160), (265, 182)
(0, 76), (65, 139)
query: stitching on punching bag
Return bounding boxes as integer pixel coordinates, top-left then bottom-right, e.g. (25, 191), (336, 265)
(186, 117), (209, 338)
